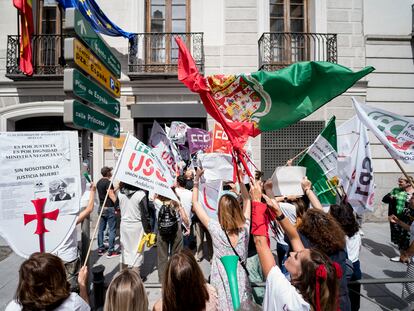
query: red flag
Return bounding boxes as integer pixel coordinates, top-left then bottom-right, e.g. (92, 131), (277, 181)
(175, 37), (256, 177)
(13, 0), (34, 76)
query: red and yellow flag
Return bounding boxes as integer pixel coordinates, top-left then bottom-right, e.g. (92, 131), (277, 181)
(13, 0), (34, 75)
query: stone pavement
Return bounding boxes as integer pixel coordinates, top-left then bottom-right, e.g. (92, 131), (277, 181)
(0, 221), (411, 311)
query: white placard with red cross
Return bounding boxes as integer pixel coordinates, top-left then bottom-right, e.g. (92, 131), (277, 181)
(0, 131), (80, 258)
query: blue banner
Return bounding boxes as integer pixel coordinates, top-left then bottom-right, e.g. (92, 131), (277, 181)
(57, 0), (133, 39)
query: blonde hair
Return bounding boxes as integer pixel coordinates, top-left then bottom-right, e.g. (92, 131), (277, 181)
(218, 194), (245, 234)
(104, 269), (148, 311)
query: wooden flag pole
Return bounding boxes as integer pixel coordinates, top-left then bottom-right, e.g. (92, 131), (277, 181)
(393, 159), (414, 189)
(287, 147), (309, 165)
(82, 133), (130, 266)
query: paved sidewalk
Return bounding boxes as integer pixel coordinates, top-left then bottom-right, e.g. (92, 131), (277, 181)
(0, 221), (410, 310)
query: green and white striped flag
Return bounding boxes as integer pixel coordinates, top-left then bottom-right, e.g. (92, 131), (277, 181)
(298, 116), (338, 205)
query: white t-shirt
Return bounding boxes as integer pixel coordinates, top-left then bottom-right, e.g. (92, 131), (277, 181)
(263, 266), (310, 311)
(274, 202), (297, 246)
(6, 293), (90, 311)
(53, 229), (78, 263)
(346, 232), (362, 263)
(175, 187), (193, 223)
(118, 190), (146, 223)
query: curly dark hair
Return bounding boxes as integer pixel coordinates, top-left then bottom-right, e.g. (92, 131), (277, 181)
(293, 248), (340, 311)
(15, 253), (70, 311)
(329, 204), (360, 238)
(298, 209), (346, 255)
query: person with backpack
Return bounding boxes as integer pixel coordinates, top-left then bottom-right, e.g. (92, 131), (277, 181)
(154, 194), (189, 282)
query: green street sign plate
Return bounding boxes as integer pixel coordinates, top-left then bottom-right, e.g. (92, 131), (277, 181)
(64, 68), (120, 118)
(64, 8), (121, 78)
(64, 100), (120, 138)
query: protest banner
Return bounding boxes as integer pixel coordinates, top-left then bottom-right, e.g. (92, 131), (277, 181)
(211, 123), (231, 154)
(337, 116), (375, 213)
(353, 98), (414, 164)
(271, 166), (306, 196)
(298, 117), (339, 205)
(187, 128), (211, 154)
(198, 153), (235, 182)
(149, 121), (179, 186)
(0, 131), (81, 257)
(199, 180), (222, 220)
(168, 121), (189, 145)
(114, 134), (178, 201)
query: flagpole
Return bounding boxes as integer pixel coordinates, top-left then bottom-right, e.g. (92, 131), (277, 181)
(287, 147), (309, 164)
(393, 159), (414, 189)
(83, 133), (130, 266)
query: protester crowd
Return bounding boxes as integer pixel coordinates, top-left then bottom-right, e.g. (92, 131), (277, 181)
(8, 159), (414, 311)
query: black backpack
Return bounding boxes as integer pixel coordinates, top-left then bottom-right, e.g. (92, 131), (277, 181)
(158, 203), (178, 240)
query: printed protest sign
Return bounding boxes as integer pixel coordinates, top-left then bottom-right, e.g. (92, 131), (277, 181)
(211, 123), (231, 154)
(187, 128), (211, 154)
(199, 180), (222, 220)
(114, 134), (178, 201)
(0, 131), (80, 257)
(168, 121), (189, 145)
(149, 121), (179, 186)
(353, 98), (414, 163)
(337, 116), (375, 213)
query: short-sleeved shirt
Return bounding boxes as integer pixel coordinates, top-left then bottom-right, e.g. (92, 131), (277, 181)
(96, 178), (114, 208)
(6, 293), (90, 311)
(263, 266), (310, 311)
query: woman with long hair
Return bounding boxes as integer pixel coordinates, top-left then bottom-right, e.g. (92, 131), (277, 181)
(153, 249), (217, 311)
(104, 269), (148, 311)
(192, 168), (253, 310)
(297, 209), (351, 310)
(330, 203), (362, 311)
(250, 180), (340, 311)
(6, 252), (89, 311)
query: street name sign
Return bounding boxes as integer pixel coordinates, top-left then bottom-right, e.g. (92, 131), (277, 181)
(64, 100), (120, 138)
(64, 38), (121, 98)
(64, 68), (120, 118)
(64, 8), (121, 78)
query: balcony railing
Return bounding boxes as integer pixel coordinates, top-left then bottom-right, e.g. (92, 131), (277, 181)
(6, 34), (67, 79)
(128, 32), (204, 79)
(258, 32), (337, 71)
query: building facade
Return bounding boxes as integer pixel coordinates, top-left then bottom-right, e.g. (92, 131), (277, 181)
(0, 0), (413, 219)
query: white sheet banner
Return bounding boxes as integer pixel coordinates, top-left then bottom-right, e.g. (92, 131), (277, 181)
(0, 131), (80, 258)
(337, 116), (375, 213)
(199, 180), (222, 220)
(149, 121), (178, 186)
(353, 98), (414, 163)
(198, 153), (235, 182)
(115, 134), (178, 202)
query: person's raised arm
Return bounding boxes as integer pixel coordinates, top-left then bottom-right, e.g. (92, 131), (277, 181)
(77, 183), (96, 225)
(262, 194), (305, 252)
(301, 177), (323, 210)
(250, 179), (275, 278)
(191, 168), (210, 228)
(78, 266), (89, 304)
(238, 169), (251, 220)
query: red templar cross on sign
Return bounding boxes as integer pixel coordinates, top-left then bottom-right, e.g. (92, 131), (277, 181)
(24, 198), (59, 253)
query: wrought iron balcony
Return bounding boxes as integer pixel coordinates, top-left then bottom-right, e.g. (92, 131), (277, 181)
(128, 32), (204, 79)
(6, 34), (67, 80)
(258, 32), (337, 71)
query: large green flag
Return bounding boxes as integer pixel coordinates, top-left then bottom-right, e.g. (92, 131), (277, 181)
(205, 62), (374, 135)
(298, 116), (338, 205)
